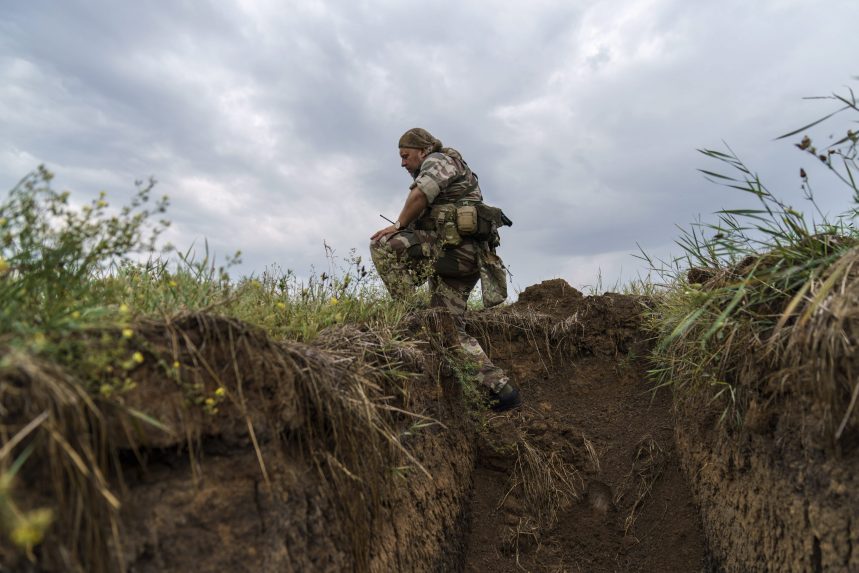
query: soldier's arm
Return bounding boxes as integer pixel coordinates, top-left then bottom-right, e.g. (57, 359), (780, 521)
(396, 187), (429, 227)
(370, 187), (428, 241)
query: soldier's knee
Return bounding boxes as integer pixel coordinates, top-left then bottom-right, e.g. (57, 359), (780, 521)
(369, 241), (386, 263)
(371, 238), (398, 258)
(406, 244), (425, 259)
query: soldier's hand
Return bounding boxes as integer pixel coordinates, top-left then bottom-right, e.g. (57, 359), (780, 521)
(371, 225), (397, 242)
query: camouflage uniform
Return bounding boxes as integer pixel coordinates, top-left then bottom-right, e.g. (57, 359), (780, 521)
(371, 147), (510, 393)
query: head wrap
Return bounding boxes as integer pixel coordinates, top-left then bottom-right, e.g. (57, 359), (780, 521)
(398, 128), (443, 152)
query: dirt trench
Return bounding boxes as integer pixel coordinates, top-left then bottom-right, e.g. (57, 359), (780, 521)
(105, 280), (859, 572)
(461, 280), (708, 572)
(3, 283), (713, 572)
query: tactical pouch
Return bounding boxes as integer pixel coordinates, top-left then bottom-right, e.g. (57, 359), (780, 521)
(473, 204), (513, 243)
(456, 205), (478, 235)
(479, 250), (508, 308)
(433, 204), (462, 248)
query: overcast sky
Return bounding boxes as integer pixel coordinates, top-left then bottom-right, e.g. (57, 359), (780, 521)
(2, 1), (858, 295)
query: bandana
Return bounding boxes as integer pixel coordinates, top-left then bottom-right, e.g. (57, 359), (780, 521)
(398, 128), (443, 152)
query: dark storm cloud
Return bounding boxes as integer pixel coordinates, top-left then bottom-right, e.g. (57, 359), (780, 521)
(1, 0), (858, 292)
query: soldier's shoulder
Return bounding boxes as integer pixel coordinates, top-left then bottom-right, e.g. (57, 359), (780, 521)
(424, 152), (452, 164)
(420, 152), (457, 173)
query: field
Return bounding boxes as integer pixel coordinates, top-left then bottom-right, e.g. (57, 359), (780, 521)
(2, 87), (859, 572)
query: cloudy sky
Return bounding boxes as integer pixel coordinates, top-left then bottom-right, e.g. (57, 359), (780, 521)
(2, 1), (857, 295)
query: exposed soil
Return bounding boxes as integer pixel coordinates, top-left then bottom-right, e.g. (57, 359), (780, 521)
(461, 279), (708, 572)
(674, 367), (859, 572)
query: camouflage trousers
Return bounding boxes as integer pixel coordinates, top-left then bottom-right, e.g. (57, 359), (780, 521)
(370, 230), (509, 393)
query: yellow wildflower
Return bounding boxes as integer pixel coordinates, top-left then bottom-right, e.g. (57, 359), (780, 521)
(168, 280), (178, 288)
(122, 328), (134, 339)
(32, 332), (46, 349)
(10, 508), (53, 550)
(0, 257), (8, 274)
(119, 304), (129, 314)
(97, 200), (108, 208)
(276, 302), (287, 310)
(71, 310), (80, 319)
(173, 361), (181, 369)
(0, 217), (6, 226)
(330, 296), (339, 305)
(204, 397), (216, 407)
(99, 384), (113, 397)
(132, 351), (144, 364)
(214, 387), (226, 398)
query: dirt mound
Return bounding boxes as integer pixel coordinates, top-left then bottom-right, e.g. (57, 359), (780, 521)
(510, 279), (651, 357)
(516, 279), (586, 318)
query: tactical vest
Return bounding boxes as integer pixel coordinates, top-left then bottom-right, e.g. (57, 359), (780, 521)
(414, 150), (512, 248)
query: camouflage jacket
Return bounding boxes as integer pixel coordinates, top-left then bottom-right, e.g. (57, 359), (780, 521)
(410, 147), (483, 206)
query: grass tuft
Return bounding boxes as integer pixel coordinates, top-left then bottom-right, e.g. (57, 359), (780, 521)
(645, 81), (859, 438)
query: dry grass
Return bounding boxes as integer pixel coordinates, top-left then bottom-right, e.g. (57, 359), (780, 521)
(613, 435), (666, 536)
(465, 306), (557, 372)
(768, 247), (859, 439)
(494, 433), (584, 568)
(652, 243), (859, 440)
(500, 516), (541, 570)
(582, 434), (602, 473)
(1, 350), (124, 573)
(501, 437), (582, 532)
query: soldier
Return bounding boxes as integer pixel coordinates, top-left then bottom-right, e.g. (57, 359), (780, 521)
(370, 128), (521, 411)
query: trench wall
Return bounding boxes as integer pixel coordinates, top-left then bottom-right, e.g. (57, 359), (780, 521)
(120, 407), (475, 573)
(674, 394), (859, 573)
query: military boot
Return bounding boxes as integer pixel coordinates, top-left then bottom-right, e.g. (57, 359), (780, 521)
(489, 381), (522, 412)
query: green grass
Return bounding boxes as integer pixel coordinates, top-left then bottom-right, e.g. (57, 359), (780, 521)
(643, 82), (859, 427)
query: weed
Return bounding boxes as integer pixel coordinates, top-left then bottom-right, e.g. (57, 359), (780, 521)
(0, 167), (167, 339)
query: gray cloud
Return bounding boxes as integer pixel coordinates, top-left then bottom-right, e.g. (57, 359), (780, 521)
(1, 0), (858, 294)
